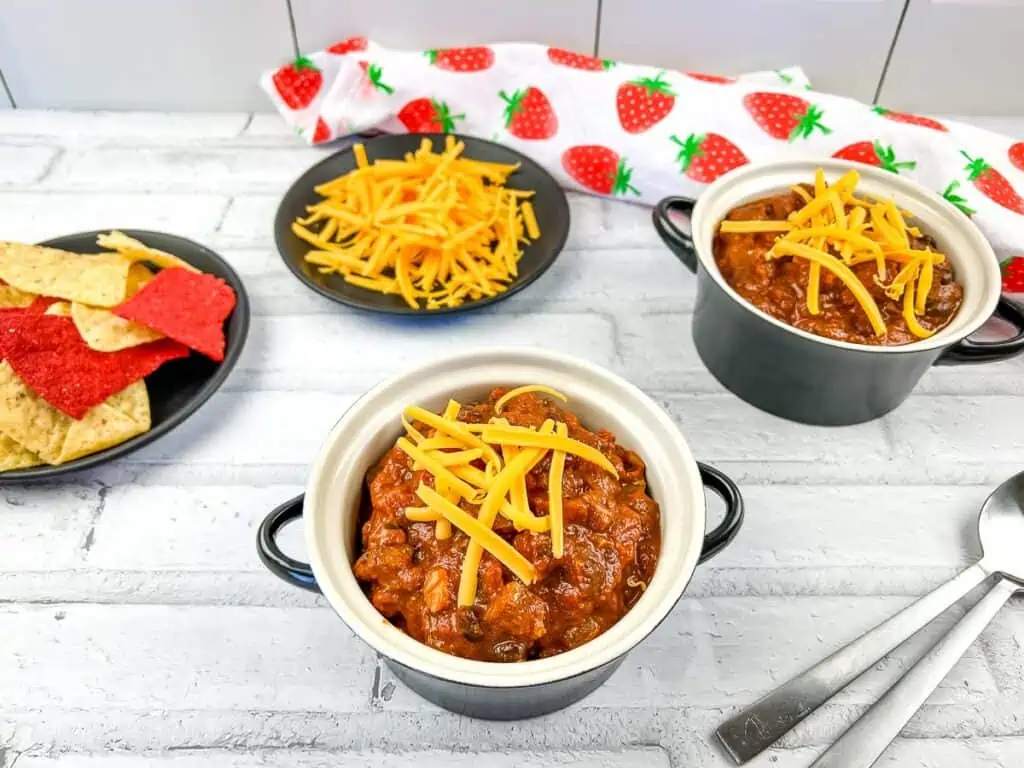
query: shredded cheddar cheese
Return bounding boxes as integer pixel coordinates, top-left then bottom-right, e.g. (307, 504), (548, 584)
(721, 168), (948, 340)
(397, 387), (623, 607)
(293, 136), (540, 310)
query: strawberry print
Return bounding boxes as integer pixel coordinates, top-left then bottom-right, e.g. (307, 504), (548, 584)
(1009, 142), (1024, 173)
(562, 146), (639, 196)
(272, 57), (323, 110)
(776, 70), (812, 91)
(617, 72), (676, 134)
(685, 72), (735, 84)
(832, 141), (916, 174)
(962, 151), (1024, 215)
(670, 133), (748, 183)
(873, 106), (947, 132)
(311, 118), (331, 145)
(398, 99), (464, 133)
(359, 61), (394, 94)
(743, 92), (830, 141)
(327, 36), (368, 55)
(425, 47), (494, 72)
(1001, 257), (1024, 293)
(941, 181), (975, 217)
(500, 87), (558, 140)
(547, 48), (614, 71)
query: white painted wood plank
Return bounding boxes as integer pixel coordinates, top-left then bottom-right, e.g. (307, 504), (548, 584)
(0, 145), (57, 185)
(290, 0), (600, 55)
(0, 111), (250, 141)
(0, 485), (98, 571)
(0, 605), (376, 712)
(14, 750), (672, 768)
(0, 0), (293, 111)
(0, 193), (229, 244)
(598, 0), (904, 102)
(880, 1), (1024, 114)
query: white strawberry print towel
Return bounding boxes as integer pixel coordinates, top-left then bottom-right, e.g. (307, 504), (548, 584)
(261, 38), (1024, 293)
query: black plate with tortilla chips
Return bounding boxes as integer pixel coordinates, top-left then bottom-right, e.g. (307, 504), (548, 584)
(0, 230), (249, 483)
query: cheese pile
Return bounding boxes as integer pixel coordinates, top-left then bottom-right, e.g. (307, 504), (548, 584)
(719, 169), (946, 339)
(292, 136), (540, 310)
(398, 385), (618, 607)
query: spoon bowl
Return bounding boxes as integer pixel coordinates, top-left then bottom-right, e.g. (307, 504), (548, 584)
(977, 470), (1024, 580)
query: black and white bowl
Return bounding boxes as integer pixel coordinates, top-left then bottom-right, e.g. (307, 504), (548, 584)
(257, 347), (743, 719)
(654, 159), (1024, 426)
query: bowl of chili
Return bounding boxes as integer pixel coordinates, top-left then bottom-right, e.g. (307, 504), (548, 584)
(256, 348), (743, 719)
(654, 158), (1024, 426)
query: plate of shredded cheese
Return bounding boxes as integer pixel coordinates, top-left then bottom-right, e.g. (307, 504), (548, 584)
(275, 133), (570, 314)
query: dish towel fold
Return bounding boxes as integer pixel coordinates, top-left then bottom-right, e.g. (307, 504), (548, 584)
(261, 38), (1024, 291)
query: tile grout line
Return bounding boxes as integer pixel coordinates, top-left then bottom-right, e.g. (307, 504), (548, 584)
(0, 68), (15, 109)
(284, 0), (301, 59)
(873, 0), (911, 104)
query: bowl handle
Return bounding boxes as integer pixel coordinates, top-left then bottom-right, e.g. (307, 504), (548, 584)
(936, 296), (1024, 365)
(653, 196), (699, 273)
(697, 462), (745, 563)
(256, 494), (320, 592)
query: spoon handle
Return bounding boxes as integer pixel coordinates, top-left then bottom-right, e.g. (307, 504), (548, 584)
(810, 576), (1018, 768)
(715, 561), (989, 764)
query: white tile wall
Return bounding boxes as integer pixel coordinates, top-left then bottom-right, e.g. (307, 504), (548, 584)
(878, 0), (1024, 115)
(290, 0), (600, 53)
(0, 0), (294, 111)
(598, 0), (906, 103)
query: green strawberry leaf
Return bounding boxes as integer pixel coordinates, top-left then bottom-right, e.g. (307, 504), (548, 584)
(366, 63), (394, 94)
(873, 141), (916, 174)
(670, 133), (705, 172)
(960, 150), (992, 182)
(611, 158), (641, 197)
(942, 180), (976, 216)
(499, 89), (526, 127)
(789, 104), (831, 142)
(430, 100), (465, 133)
(630, 71), (675, 96)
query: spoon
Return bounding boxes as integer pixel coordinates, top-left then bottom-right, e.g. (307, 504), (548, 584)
(716, 470), (1024, 765)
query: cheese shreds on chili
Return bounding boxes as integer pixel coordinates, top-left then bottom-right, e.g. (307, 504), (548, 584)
(720, 168), (947, 340)
(395, 387), (629, 606)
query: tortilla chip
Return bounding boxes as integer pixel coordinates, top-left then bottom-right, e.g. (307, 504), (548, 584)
(0, 312), (188, 419)
(0, 242), (133, 307)
(126, 263), (156, 297)
(0, 362), (150, 466)
(0, 281), (37, 309)
(0, 360), (71, 463)
(71, 302), (164, 352)
(59, 398), (148, 463)
(97, 231), (200, 273)
(112, 267), (236, 362)
(45, 301), (72, 317)
(0, 433), (43, 471)
(105, 379), (151, 429)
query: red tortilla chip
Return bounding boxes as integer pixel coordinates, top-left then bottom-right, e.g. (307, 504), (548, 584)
(113, 268), (236, 362)
(0, 312), (188, 419)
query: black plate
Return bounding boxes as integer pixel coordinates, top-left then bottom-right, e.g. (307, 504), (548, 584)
(0, 229), (250, 483)
(274, 133), (571, 315)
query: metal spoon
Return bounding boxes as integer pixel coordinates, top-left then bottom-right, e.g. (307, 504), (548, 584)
(716, 470), (1024, 765)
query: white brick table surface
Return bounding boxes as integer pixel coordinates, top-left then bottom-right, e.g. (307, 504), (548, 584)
(2, 111), (1024, 768)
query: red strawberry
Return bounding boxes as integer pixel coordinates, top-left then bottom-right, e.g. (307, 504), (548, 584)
(743, 92), (830, 141)
(1009, 142), (1024, 173)
(1001, 257), (1024, 293)
(561, 145), (639, 197)
(272, 57), (323, 110)
(941, 180), (975, 217)
(359, 61), (394, 94)
(311, 118), (331, 145)
(670, 133), (747, 183)
(832, 141), (916, 174)
(962, 151), (1024, 215)
(425, 47), (494, 72)
(327, 36), (368, 55)
(685, 72), (735, 84)
(398, 99), (465, 133)
(547, 47), (614, 71)
(500, 87), (557, 140)
(616, 72), (676, 134)
(873, 106), (947, 132)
